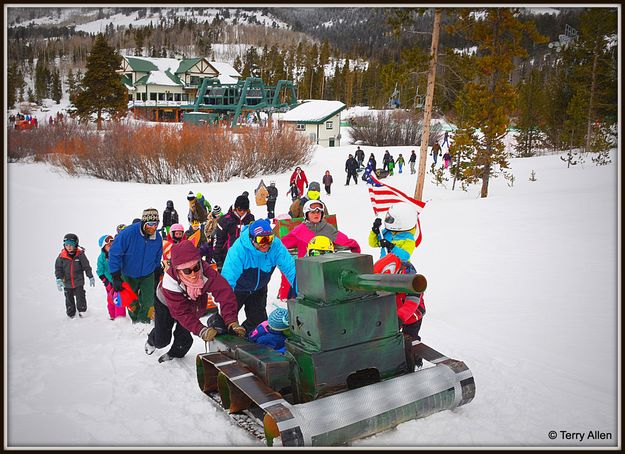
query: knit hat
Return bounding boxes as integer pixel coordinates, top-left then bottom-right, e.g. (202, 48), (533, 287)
(308, 181), (321, 192)
(142, 208), (159, 222)
(249, 219), (273, 237)
(212, 205), (222, 216)
(268, 307), (289, 331)
(187, 191), (196, 200)
(170, 239), (201, 269)
(234, 194), (250, 210)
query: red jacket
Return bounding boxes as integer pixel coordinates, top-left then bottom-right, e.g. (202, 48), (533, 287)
(159, 261), (238, 336)
(289, 169), (309, 196)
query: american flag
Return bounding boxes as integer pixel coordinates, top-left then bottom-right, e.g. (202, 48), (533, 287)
(366, 171), (426, 247)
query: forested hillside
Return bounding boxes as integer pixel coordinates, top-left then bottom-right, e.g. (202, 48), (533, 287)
(6, 6), (618, 162)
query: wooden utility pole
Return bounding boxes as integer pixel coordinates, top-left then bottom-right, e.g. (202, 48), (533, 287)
(414, 9), (441, 200)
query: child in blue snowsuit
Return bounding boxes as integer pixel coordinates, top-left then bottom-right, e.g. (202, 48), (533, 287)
(249, 307), (289, 353)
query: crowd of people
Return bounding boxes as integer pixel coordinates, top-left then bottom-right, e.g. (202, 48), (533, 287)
(53, 152), (431, 368)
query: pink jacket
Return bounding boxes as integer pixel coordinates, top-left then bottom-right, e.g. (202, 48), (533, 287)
(281, 223), (361, 258)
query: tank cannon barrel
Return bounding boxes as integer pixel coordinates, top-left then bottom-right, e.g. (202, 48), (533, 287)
(340, 270), (427, 295)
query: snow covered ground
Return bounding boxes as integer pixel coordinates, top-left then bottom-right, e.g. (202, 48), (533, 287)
(5, 127), (620, 447)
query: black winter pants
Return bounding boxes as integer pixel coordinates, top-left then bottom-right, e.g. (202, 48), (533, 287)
(147, 295), (193, 358)
(324, 184), (331, 195)
(64, 286), (87, 317)
(267, 200), (276, 219)
(345, 171), (358, 185)
(235, 286), (268, 334)
(401, 318), (422, 341)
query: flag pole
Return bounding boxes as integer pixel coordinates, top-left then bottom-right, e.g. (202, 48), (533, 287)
(414, 8), (441, 201)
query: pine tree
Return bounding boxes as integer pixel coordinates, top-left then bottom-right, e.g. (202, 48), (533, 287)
(448, 8), (546, 198)
(51, 68), (62, 104)
(514, 65), (547, 157)
(74, 34), (127, 130)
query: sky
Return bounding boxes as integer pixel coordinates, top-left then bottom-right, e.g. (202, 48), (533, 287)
(5, 116), (620, 448)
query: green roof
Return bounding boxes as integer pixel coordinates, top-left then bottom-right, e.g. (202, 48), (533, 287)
(134, 74), (150, 86)
(165, 69), (183, 85)
(120, 74), (133, 87)
(175, 58), (203, 74)
(125, 57), (158, 72)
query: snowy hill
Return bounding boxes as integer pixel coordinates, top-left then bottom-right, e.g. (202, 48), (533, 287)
(6, 135), (619, 447)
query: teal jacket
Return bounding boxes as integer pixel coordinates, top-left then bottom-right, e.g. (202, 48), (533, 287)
(96, 251), (113, 282)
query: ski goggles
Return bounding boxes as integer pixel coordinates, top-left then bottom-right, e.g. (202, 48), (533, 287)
(64, 240), (77, 247)
(308, 249), (332, 257)
(103, 235), (114, 246)
(253, 234), (274, 246)
(180, 262), (201, 275)
(307, 204), (324, 213)
(144, 221), (159, 227)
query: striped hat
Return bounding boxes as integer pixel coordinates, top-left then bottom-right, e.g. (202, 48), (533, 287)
(142, 208), (159, 222)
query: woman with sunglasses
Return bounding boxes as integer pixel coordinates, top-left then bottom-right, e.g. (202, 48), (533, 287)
(96, 234), (126, 320)
(278, 199), (361, 300)
(146, 239), (243, 363)
(220, 219), (296, 333)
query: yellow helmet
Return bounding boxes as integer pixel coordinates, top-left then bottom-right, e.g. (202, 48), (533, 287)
(307, 235), (335, 256)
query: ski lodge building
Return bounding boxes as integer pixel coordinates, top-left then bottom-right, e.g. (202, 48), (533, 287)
(118, 56), (241, 122)
(278, 100), (346, 147)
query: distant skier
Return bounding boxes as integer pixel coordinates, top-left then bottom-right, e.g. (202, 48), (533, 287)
(289, 166), (309, 198)
(443, 150), (452, 169)
(161, 200), (179, 236)
(322, 170), (333, 195)
(266, 181), (279, 219)
(345, 154), (359, 185)
(382, 150), (391, 172)
(442, 130), (450, 148)
(55, 233), (95, 319)
(396, 153), (405, 174)
(387, 155), (396, 176)
(354, 146), (365, 169)
(409, 150), (417, 174)
(431, 142), (441, 166)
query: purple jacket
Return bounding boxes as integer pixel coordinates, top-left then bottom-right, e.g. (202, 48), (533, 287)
(159, 261), (238, 336)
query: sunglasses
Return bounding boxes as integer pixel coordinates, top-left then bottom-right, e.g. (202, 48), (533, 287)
(145, 221), (159, 227)
(254, 234), (274, 246)
(180, 262), (201, 275)
(308, 249), (332, 256)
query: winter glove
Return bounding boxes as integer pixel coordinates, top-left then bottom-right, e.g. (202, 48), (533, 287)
(228, 321), (246, 338)
(89, 277), (95, 287)
(380, 239), (394, 251)
(199, 326), (218, 342)
(99, 275), (113, 292)
(111, 272), (123, 292)
(56, 278), (64, 292)
(372, 218), (382, 235)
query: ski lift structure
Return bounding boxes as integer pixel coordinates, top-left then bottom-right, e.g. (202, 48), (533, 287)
(387, 82), (401, 109)
(413, 84), (424, 110)
(548, 24), (579, 52)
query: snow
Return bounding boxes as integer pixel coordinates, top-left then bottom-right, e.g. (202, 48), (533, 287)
(281, 100), (346, 123)
(208, 61), (241, 79)
(6, 116), (620, 447)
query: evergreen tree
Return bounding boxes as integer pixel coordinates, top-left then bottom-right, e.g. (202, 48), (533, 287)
(51, 68), (62, 104)
(514, 64), (547, 157)
(448, 8), (546, 198)
(34, 55), (50, 103)
(134, 28), (144, 56)
(74, 33), (127, 130)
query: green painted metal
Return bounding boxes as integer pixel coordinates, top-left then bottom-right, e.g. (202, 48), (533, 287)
(287, 292), (398, 351)
(341, 270), (427, 295)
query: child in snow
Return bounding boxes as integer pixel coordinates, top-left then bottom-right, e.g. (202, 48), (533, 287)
(289, 181), (300, 201)
(249, 306), (290, 353)
(443, 150), (452, 169)
(96, 234), (126, 320)
(396, 154), (405, 174)
(55, 233), (95, 319)
(369, 202), (419, 262)
(373, 253), (426, 370)
(322, 170), (333, 195)
(388, 155), (395, 176)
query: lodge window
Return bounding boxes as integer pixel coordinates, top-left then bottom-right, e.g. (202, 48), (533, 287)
(190, 76), (201, 86)
(150, 93), (157, 101)
(296, 124), (305, 131)
(326, 121), (333, 129)
(158, 93), (165, 101)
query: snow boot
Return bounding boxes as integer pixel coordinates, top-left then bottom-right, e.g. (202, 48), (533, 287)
(145, 340), (156, 355)
(158, 353), (174, 363)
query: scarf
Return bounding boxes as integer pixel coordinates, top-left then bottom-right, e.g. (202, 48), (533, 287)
(176, 261), (206, 300)
(304, 219), (338, 241)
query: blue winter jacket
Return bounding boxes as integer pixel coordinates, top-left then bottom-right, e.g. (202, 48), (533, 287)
(249, 320), (287, 352)
(108, 222), (163, 279)
(221, 225), (296, 293)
